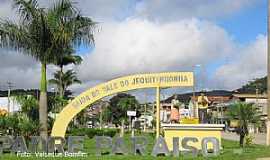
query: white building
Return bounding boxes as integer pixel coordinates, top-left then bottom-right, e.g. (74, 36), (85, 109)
(0, 97), (21, 113)
(233, 94), (267, 116)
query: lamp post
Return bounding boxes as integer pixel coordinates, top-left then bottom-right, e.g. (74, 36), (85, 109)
(144, 92), (147, 132)
(51, 87), (56, 119)
(156, 86), (160, 139)
(100, 103), (103, 130)
(192, 64), (201, 118)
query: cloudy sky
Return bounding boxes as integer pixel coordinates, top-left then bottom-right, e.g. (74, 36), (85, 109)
(0, 0), (267, 99)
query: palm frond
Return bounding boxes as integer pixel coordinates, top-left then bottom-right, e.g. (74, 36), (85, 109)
(48, 79), (60, 86)
(72, 15), (97, 47)
(0, 20), (30, 52)
(12, 0), (39, 24)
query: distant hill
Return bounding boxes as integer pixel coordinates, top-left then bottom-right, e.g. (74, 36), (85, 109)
(162, 90), (234, 104)
(0, 89), (55, 98)
(0, 89), (39, 97)
(235, 76), (266, 94)
(162, 76), (267, 104)
(1, 76), (266, 102)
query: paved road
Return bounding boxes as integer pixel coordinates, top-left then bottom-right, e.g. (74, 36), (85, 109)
(222, 132), (266, 145)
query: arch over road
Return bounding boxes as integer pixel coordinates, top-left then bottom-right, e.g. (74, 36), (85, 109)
(51, 72), (194, 137)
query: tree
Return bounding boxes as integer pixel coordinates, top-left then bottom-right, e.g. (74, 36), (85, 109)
(0, 0), (96, 137)
(48, 0), (95, 98)
(0, 0), (55, 137)
(49, 69), (81, 97)
(54, 54), (82, 97)
(15, 95), (39, 121)
(227, 102), (261, 147)
(237, 76), (266, 94)
(107, 93), (139, 127)
(0, 113), (40, 137)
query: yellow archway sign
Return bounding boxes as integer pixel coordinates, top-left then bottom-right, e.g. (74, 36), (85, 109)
(51, 72), (194, 138)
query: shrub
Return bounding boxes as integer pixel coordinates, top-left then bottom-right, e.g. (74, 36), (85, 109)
(245, 135), (254, 147)
(85, 129), (98, 138)
(68, 128), (87, 136)
(69, 128), (119, 139)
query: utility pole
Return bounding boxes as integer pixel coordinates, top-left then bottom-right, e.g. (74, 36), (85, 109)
(192, 64), (201, 118)
(99, 103), (103, 130)
(156, 86), (160, 139)
(267, 0), (270, 146)
(7, 81), (14, 113)
(144, 92), (147, 132)
(256, 88), (259, 106)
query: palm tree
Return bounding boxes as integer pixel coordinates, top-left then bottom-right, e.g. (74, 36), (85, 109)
(0, 0), (56, 138)
(48, 0), (94, 98)
(54, 54), (82, 98)
(0, 0), (96, 137)
(227, 102), (261, 147)
(49, 69), (81, 97)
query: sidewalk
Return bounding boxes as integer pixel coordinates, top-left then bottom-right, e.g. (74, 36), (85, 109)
(222, 132), (267, 145)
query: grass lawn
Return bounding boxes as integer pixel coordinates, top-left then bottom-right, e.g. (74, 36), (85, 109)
(1, 133), (270, 160)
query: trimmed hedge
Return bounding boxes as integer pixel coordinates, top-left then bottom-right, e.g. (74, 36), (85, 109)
(68, 128), (119, 138)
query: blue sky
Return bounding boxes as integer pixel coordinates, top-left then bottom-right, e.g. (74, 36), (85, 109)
(77, 0), (267, 92)
(77, 0), (267, 64)
(0, 0), (267, 95)
(205, 1), (267, 89)
(217, 0), (267, 43)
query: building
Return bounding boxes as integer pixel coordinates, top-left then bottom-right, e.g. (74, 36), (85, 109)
(232, 93), (267, 133)
(0, 97), (20, 113)
(232, 94), (267, 117)
(161, 90), (234, 124)
(85, 100), (110, 128)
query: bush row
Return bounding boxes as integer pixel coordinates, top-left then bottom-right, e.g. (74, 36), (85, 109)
(68, 128), (119, 138)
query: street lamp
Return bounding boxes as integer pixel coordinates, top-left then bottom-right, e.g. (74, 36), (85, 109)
(192, 64), (201, 118)
(50, 87), (56, 119)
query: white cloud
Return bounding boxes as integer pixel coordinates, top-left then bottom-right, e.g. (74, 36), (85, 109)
(0, 0), (134, 22)
(78, 18), (234, 83)
(73, 0), (134, 22)
(0, 50), (57, 89)
(133, 0), (261, 22)
(0, 0), (262, 22)
(0, 0), (17, 20)
(0, 0), (266, 96)
(213, 35), (267, 90)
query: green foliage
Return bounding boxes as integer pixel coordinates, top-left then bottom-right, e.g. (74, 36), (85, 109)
(48, 95), (68, 113)
(105, 93), (139, 126)
(68, 128), (119, 139)
(53, 54), (83, 98)
(49, 69), (81, 98)
(238, 76), (266, 94)
(55, 54), (83, 67)
(3, 135), (270, 160)
(0, 113), (40, 137)
(18, 115), (40, 138)
(0, 0), (96, 136)
(244, 135), (254, 147)
(227, 102), (261, 147)
(75, 109), (88, 127)
(14, 95), (39, 121)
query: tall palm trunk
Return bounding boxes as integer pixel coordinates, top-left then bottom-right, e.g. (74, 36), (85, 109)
(39, 62), (48, 138)
(59, 65), (64, 98)
(239, 134), (245, 147)
(239, 125), (248, 147)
